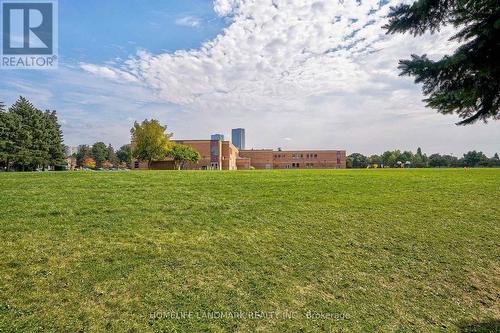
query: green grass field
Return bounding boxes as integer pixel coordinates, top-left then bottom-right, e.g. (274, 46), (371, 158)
(0, 169), (498, 332)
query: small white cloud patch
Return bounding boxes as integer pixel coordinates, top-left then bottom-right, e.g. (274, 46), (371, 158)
(175, 16), (201, 27)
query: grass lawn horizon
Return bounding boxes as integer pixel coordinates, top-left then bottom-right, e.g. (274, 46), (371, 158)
(0, 169), (498, 332)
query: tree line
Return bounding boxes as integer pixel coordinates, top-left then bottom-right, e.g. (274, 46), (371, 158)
(74, 143), (131, 169)
(0, 97), (65, 171)
(347, 148), (500, 169)
(74, 119), (201, 170)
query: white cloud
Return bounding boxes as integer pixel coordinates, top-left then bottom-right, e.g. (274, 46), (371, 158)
(81, 0), (458, 107)
(175, 16), (201, 27)
(80, 63), (138, 83)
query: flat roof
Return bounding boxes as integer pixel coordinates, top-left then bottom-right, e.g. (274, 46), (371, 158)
(173, 139), (238, 149)
(240, 149), (345, 152)
(172, 140), (344, 152)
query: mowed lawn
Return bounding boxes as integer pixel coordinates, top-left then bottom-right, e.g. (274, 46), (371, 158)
(0, 169), (498, 332)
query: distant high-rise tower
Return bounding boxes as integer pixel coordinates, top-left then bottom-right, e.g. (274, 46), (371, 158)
(231, 128), (245, 150)
(211, 134), (225, 141)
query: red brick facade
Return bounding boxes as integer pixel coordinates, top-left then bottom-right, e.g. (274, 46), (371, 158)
(132, 140), (346, 170)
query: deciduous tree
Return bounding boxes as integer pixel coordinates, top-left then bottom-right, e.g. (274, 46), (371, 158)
(91, 142), (108, 168)
(116, 144), (132, 167)
(369, 155), (382, 165)
(463, 151), (488, 167)
(382, 151), (399, 167)
(131, 119), (172, 169)
(167, 143), (200, 170)
(347, 153), (369, 168)
(492, 153), (500, 167)
(103, 160), (113, 169)
(107, 144), (118, 166)
(76, 145), (92, 167)
(82, 157), (96, 169)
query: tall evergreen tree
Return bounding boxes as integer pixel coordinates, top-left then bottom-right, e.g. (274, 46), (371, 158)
(0, 110), (21, 170)
(45, 110), (65, 167)
(107, 144), (118, 166)
(385, 0), (500, 124)
(31, 109), (51, 169)
(0, 97), (65, 171)
(8, 97), (35, 170)
(0, 104), (10, 168)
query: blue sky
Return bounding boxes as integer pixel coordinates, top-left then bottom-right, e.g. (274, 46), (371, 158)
(1, 0), (499, 155)
(58, 0), (224, 63)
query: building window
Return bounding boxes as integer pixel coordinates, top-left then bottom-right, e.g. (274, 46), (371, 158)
(134, 161), (139, 169)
